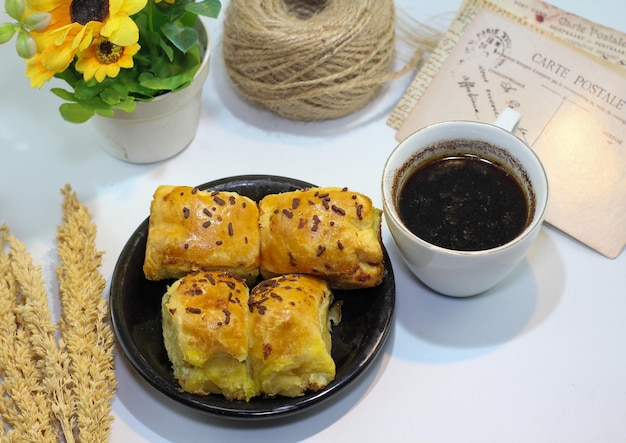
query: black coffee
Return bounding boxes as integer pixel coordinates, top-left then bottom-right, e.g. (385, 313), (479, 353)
(398, 152), (530, 251)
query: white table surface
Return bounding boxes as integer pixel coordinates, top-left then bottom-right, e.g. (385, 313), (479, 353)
(1, 1), (625, 442)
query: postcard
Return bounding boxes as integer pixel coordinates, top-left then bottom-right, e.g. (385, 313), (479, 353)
(388, 0), (626, 131)
(394, 7), (626, 258)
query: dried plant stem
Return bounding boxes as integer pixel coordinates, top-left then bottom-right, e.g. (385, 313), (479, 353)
(0, 226), (65, 442)
(0, 185), (115, 442)
(56, 185), (115, 443)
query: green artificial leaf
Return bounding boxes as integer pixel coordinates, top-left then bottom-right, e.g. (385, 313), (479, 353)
(138, 71), (191, 91)
(59, 103), (96, 123)
(100, 86), (127, 105)
(150, 1), (186, 31)
(138, 43), (201, 91)
(108, 77), (134, 96)
(94, 107), (115, 118)
(73, 79), (109, 100)
(114, 98), (137, 113)
(51, 87), (76, 101)
(186, 0), (221, 19)
(161, 23), (198, 53)
(178, 11), (198, 28)
(159, 37), (175, 62)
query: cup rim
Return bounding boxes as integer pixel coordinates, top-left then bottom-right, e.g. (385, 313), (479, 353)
(382, 119), (550, 256)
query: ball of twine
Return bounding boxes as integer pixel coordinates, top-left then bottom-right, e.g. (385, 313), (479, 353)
(222, 0), (406, 121)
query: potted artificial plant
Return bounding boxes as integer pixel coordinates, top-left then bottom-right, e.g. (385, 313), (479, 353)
(0, 0), (221, 162)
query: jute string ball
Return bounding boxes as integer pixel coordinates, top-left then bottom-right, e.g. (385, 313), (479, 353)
(222, 0), (424, 121)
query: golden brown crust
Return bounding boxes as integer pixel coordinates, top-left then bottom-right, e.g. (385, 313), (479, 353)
(248, 274), (336, 397)
(258, 187), (384, 289)
(161, 271), (259, 401)
(143, 185), (260, 284)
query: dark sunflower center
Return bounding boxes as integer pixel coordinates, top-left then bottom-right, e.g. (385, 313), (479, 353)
(70, 0), (109, 25)
(96, 39), (123, 64)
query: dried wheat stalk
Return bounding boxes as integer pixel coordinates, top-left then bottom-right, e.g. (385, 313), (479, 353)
(1, 226), (64, 443)
(56, 185), (115, 442)
(0, 185), (116, 442)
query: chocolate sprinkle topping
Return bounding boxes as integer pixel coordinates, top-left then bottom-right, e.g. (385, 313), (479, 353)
(331, 205), (345, 215)
(311, 215), (321, 232)
(223, 280), (236, 290)
(223, 308), (231, 325)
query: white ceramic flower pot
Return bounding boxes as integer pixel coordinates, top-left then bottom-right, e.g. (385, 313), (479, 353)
(92, 22), (210, 164)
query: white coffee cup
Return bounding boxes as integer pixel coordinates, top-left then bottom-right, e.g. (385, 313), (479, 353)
(382, 109), (549, 297)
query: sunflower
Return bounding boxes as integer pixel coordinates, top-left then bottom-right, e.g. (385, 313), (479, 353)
(75, 36), (139, 82)
(25, 0), (144, 78)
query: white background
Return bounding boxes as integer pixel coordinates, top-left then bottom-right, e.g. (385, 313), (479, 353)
(1, 0), (625, 442)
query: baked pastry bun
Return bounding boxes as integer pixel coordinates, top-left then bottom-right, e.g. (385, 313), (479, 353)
(161, 271), (259, 401)
(143, 185), (260, 284)
(258, 187), (384, 289)
(248, 274), (336, 397)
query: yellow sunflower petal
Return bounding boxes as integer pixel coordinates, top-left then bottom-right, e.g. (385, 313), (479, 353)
(24, 0), (58, 13)
(52, 23), (72, 46)
(71, 22), (99, 50)
(105, 63), (120, 79)
(117, 57), (133, 69)
(109, 0), (146, 16)
(41, 42), (75, 72)
(117, 43), (139, 68)
(95, 68), (107, 82)
(75, 53), (97, 81)
(100, 14), (138, 46)
(25, 54), (55, 87)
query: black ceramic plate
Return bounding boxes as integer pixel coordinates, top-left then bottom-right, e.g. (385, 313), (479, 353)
(110, 175), (395, 420)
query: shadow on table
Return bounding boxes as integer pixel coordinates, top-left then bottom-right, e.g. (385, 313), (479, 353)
(385, 228), (565, 362)
(113, 329), (393, 442)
